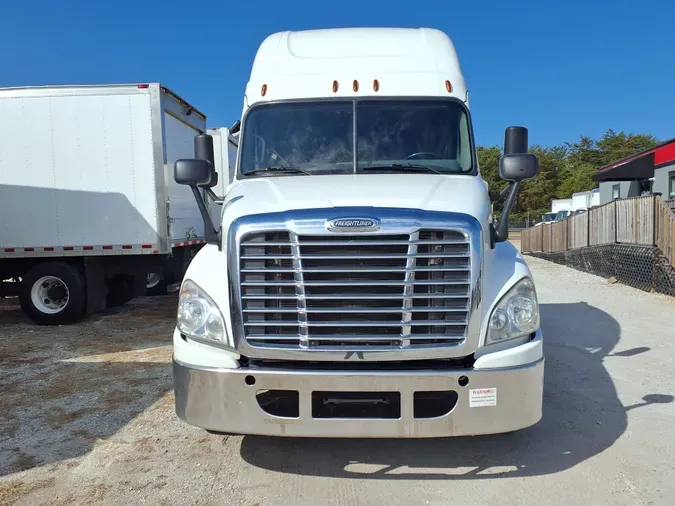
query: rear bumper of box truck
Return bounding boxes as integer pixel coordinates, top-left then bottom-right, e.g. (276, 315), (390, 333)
(172, 333), (544, 438)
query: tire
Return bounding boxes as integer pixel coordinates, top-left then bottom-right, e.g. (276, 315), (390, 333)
(106, 275), (135, 307)
(146, 272), (168, 296)
(19, 262), (86, 325)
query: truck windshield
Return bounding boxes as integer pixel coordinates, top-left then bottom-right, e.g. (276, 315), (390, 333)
(239, 99), (474, 176)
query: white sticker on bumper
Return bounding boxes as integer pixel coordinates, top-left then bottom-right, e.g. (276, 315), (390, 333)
(469, 387), (497, 407)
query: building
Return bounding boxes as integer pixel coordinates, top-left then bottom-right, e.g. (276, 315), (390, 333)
(593, 138), (675, 205)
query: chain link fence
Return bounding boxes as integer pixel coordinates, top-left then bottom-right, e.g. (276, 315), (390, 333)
(528, 244), (675, 297)
(522, 195), (675, 297)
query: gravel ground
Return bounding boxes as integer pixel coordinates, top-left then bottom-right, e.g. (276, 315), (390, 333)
(1, 250), (674, 505)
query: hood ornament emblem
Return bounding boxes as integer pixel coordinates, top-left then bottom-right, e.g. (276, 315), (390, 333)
(326, 218), (380, 232)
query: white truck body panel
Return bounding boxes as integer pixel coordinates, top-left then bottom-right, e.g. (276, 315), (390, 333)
(589, 188), (600, 207)
(208, 127), (239, 194)
(571, 189), (600, 211)
(244, 27), (468, 111)
(0, 84), (207, 257)
(164, 111), (207, 244)
(572, 192), (588, 211)
(551, 198), (573, 213)
(222, 174), (491, 227)
(207, 127), (239, 231)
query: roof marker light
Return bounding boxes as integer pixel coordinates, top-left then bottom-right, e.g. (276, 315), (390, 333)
(261, 84), (267, 96)
(332, 80), (339, 93)
(137, 84), (149, 89)
(445, 80), (453, 93)
(353, 80), (359, 92)
(373, 79), (379, 92)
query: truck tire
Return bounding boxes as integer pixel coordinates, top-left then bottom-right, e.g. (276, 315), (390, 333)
(19, 262), (86, 325)
(106, 275), (136, 307)
(146, 271), (169, 296)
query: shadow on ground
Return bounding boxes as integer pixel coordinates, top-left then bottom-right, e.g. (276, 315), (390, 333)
(0, 296), (177, 477)
(239, 301), (673, 479)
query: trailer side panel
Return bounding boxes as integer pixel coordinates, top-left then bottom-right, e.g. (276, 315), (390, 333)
(0, 86), (163, 253)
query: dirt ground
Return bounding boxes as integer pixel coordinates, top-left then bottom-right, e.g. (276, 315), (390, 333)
(1, 252), (674, 505)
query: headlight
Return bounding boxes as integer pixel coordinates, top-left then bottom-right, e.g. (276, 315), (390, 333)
(486, 277), (539, 345)
(177, 279), (227, 344)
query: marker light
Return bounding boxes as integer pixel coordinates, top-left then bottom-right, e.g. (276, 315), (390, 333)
(445, 80), (453, 93)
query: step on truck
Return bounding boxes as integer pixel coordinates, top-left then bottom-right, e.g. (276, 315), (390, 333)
(172, 27), (544, 437)
(0, 83), (212, 325)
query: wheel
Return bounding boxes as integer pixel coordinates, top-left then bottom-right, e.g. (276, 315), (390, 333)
(19, 262), (86, 325)
(106, 275), (136, 307)
(146, 272), (161, 290)
(146, 271), (169, 296)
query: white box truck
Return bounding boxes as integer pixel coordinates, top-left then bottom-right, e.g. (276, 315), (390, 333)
(551, 198), (573, 221)
(208, 126), (239, 191)
(572, 189), (600, 211)
(171, 27), (544, 438)
(0, 83), (209, 324)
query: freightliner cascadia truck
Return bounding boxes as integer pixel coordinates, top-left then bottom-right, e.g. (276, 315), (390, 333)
(171, 27), (544, 437)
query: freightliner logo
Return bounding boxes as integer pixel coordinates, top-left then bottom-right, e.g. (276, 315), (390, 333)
(326, 218), (380, 232)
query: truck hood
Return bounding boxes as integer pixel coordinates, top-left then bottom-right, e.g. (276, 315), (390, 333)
(221, 173), (490, 226)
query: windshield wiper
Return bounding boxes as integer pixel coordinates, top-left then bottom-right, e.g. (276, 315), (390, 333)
(244, 166), (311, 176)
(361, 163), (443, 175)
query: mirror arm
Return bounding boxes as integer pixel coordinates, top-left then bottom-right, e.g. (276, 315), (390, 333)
(490, 181), (521, 247)
(190, 186), (220, 247)
(203, 187), (225, 205)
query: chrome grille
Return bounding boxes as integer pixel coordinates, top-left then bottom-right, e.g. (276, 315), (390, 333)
(238, 229), (471, 351)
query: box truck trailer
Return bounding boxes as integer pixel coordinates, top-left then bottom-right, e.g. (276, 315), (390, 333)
(571, 189), (600, 211)
(171, 27), (544, 438)
(0, 83), (209, 324)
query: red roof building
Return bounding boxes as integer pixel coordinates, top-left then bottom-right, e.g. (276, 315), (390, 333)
(593, 138), (675, 204)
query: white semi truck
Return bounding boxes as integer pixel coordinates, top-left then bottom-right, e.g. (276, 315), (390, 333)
(171, 27), (544, 437)
(0, 83), (210, 324)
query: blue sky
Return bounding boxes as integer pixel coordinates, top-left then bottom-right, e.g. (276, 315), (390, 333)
(1, 0), (673, 147)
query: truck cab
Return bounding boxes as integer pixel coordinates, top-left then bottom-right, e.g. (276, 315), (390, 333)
(171, 27), (544, 437)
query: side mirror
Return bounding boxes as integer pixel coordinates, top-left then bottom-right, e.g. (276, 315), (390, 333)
(194, 134), (217, 188)
(499, 153), (539, 182)
(504, 126), (528, 155)
(174, 159), (213, 186)
(490, 125), (538, 246)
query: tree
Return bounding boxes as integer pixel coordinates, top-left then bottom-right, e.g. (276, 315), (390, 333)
(477, 129), (662, 224)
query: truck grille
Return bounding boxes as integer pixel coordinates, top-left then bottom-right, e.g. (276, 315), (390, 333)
(238, 230), (471, 351)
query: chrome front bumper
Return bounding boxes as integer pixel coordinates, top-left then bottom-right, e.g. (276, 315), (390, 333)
(173, 356), (544, 438)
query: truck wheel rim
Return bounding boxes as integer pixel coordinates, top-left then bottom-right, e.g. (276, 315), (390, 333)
(146, 273), (160, 289)
(31, 276), (69, 314)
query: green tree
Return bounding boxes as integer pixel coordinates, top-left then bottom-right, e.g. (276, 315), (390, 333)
(476, 145), (503, 195)
(477, 129), (662, 224)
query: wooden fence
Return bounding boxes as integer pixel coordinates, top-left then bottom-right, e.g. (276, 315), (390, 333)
(656, 198), (675, 268)
(521, 195), (675, 269)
